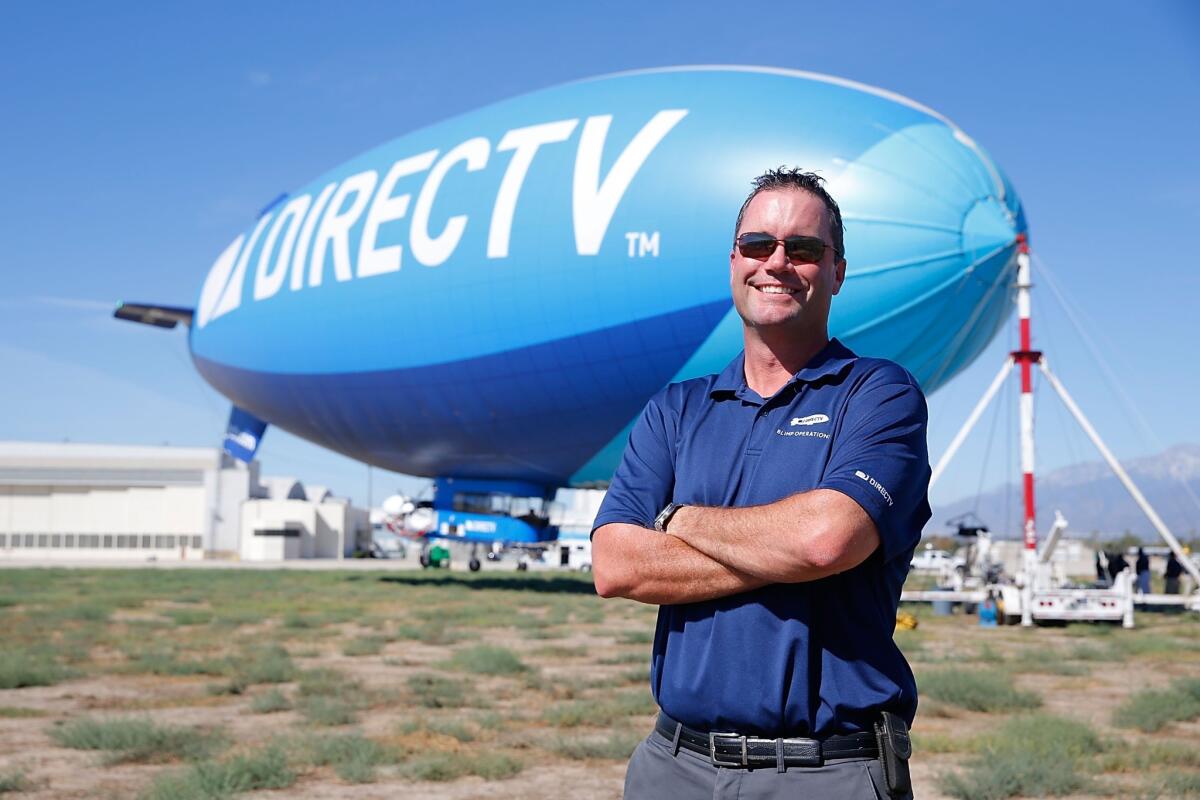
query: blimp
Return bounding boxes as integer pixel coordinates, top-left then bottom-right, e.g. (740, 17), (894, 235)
(118, 66), (1026, 549)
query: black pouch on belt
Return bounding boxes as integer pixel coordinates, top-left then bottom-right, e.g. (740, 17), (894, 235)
(874, 711), (912, 796)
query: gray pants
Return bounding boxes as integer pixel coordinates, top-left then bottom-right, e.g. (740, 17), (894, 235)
(623, 729), (910, 799)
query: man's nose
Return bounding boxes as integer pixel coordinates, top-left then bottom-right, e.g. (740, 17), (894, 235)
(764, 243), (792, 271)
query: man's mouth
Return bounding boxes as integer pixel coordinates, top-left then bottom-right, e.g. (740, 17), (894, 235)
(752, 284), (797, 295)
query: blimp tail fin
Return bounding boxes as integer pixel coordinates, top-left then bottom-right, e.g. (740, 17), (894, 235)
(223, 406), (269, 463)
(113, 302), (194, 329)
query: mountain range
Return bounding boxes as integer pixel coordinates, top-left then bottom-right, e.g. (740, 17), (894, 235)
(930, 443), (1200, 541)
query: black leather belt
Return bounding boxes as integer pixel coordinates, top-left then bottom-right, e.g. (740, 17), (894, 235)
(655, 712), (878, 768)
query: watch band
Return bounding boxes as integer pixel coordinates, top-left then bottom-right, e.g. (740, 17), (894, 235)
(654, 502), (685, 532)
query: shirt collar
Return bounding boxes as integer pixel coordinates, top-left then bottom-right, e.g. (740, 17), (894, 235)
(710, 338), (857, 399)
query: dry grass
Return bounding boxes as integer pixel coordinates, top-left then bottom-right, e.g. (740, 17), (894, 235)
(0, 568), (1196, 799)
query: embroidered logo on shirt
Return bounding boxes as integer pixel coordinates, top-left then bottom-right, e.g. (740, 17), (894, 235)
(855, 470), (894, 507)
(776, 429), (830, 439)
(790, 413), (830, 426)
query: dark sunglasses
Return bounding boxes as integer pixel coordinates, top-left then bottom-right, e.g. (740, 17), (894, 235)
(735, 232), (840, 263)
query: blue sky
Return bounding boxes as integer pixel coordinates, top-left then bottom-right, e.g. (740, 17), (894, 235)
(2, 1), (1198, 528)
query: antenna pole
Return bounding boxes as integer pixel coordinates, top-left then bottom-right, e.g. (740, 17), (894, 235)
(1010, 237), (1042, 625)
(929, 357), (1014, 490)
(1038, 359), (1200, 589)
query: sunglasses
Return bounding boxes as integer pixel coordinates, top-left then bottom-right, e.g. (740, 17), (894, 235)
(735, 232), (840, 263)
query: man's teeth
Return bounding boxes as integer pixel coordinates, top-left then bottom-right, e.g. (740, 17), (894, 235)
(755, 285), (796, 294)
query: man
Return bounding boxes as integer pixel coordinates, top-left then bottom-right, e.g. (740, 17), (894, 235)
(1107, 550), (1129, 583)
(592, 167), (930, 799)
(1165, 551), (1183, 595)
(1135, 547), (1151, 594)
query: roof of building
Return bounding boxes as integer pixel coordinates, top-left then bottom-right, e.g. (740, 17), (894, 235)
(0, 441), (239, 486)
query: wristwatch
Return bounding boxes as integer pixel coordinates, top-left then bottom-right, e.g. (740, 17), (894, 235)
(654, 502), (686, 532)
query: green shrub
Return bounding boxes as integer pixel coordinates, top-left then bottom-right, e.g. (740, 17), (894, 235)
(341, 636), (385, 657)
(394, 621), (466, 645)
(1063, 622), (1115, 637)
(402, 753), (467, 781)
(617, 629), (653, 644)
(49, 717), (227, 764)
(0, 769), (28, 794)
(406, 672), (470, 708)
(542, 688), (656, 727)
(56, 604), (111, 622)
(1113, 678), (1200, 732)
(1113, 634), (1200, 657)
(546, 730), (643, 760)
(140, 746), (295, 800)
(232, 645), (296, 685)
(471, 752), (523, 779)
(0, 707), (46, 719)
(600, 650), (647, 665)
(402, 752), (522, 781)
(942, 750), (1087, 800)
(1096, 738), (1200, 771)
(0, 651), (77, 689)
(1158, 769), (1200, 798)
(206, 679), (246, 696)
(125, 649), (227, 677)
(911, 732), (966, 754)
(919, 668), (1041, 712)
(622, 667), (648, 684)
(298, 696), (357, 726)
(296, 667), (360, 697)
(941, 714), (1100, 800)
(282, 613), (317, 629)
(1012, 659), (1089, 676)
(248, 689), (291, 714)
(1066, 643), (1122, 662)
(473, 711), (504, 730)
(302, 732), (396, 783)
(445, 645), (529, 675)
(396, 718), (476, 742)
(283, 609), (358, 630)
(530, 645), (589, 658)
(165, 609), (214, 626)
(211, 610), (265, 628)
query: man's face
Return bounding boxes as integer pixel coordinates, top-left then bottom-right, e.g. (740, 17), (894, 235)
(729, 188), (846, 336)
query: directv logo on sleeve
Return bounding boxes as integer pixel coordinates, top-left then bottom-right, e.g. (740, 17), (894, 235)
(855, 470), (894, 507)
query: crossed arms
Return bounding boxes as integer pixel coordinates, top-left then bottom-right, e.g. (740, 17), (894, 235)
(591, 489), (879, 605)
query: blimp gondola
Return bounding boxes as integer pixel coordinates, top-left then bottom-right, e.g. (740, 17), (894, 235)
(118, 66), (1025, 547)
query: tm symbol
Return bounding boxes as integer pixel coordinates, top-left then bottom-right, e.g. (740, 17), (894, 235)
(625, 231), (660, 258)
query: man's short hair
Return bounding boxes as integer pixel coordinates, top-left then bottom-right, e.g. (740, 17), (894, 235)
(734, 167), (845, 259)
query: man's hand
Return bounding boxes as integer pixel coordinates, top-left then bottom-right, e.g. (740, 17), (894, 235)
(667, 489), (879, 583)
(591, 522), (769, 604)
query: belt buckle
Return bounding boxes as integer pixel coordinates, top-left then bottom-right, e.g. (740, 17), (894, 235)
(707, 732), (746, 767)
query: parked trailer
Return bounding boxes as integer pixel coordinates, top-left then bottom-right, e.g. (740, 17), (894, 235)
(902, 571), (1200, 627)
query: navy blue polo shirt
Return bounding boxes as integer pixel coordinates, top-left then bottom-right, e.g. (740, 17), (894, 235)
(593, 338), (931, 737)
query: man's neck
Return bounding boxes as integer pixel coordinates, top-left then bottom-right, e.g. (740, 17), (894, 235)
(742, 327), (829, 398)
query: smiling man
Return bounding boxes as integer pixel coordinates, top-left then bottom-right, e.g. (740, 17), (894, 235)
(591, 168), (930, 799)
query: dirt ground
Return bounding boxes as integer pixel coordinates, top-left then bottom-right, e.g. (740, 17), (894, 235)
(1, 566), (1198, 799)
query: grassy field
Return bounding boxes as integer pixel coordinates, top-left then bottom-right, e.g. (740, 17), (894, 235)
(0, 568), (1198, 799)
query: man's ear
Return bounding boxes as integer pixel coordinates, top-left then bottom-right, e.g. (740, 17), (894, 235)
(832, 258), (847, 295)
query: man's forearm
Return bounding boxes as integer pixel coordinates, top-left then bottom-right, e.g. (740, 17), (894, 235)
(666, 489), (879, 583)
(591, 522), (769, 604)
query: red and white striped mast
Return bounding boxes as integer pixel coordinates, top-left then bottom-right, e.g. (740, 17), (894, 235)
(927, 234), (1200, 620)
(1011, 234), (1042, 624)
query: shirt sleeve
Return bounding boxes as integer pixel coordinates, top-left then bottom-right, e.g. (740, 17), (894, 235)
(591, 387), (678, 536)
(817, 365), (932, 563)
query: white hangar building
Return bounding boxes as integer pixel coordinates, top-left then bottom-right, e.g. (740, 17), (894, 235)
(0, 442), (367, 562)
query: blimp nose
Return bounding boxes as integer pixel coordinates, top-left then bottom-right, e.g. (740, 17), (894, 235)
(961, 196), (1019, 270)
